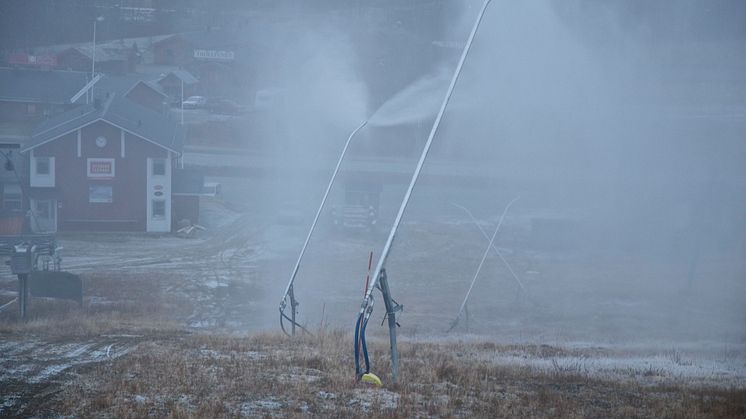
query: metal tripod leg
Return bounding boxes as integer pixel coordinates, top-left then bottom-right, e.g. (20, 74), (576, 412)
(289, 285), (298, 336)
(18, 274), (28, 319)
(378, 269), (402, 382)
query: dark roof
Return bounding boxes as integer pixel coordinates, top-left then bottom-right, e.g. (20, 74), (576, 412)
(154, 30), (236, 50)
(154, 29), (269, 53)
(24, 94), (183, 153)
(0, 67), (89, 104)
(0, 120), (35, 144)
(159, 69), (198, 85)
(93, 74), (166, 100)
(58, 45), (130, 62)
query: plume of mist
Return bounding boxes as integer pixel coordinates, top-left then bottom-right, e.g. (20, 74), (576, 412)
(368, 67), (449, 127)
(370, 0), (746, 343)
(242, 17), (369, 328)
(244, 1), (744, 343)
(257, 26), (368, 164)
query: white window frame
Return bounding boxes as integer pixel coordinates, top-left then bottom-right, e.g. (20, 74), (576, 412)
(151, 199), (166, 219)
(30, 150), (55, 187)
(146, 156), (171, 232)
(151, 158), (166, 176)
(35, 157), (50, 175)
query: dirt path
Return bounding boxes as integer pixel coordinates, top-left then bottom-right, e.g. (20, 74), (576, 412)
(0, 333), (146, 417)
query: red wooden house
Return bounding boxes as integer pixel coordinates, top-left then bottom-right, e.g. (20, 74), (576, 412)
(22, 94), (184, 233)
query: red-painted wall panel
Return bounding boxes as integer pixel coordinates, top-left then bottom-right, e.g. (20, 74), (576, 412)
(34, 120), (168, 232)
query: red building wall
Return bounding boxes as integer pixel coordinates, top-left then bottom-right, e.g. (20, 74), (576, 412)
(55, 49), (91, 73)
(57, 49), (131, 75)
(33, 120), (168, 231)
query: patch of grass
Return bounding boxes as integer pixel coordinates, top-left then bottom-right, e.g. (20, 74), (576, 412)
(0, 272), (191, 337)
(26, 330), (744, 418)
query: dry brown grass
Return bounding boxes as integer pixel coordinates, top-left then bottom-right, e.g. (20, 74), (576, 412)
(25, 329), (743, 418)
(2, 231), (743, 418)
(0, 271), (191, 337)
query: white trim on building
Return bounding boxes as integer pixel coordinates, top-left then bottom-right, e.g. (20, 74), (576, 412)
(146, 155), (171, 232)
(29, 149), (56, 187)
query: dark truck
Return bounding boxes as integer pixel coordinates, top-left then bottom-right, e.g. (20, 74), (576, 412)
(331, 178), (381, 232)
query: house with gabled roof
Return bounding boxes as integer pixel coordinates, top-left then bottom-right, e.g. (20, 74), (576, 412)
(157, 69), (199, 104)
(0, 68), (95, 232)
(22, 93), (184, 233)
(92, 74), (168, 112)
(56, 45), (136, 75)
(0, 68), (91, 124)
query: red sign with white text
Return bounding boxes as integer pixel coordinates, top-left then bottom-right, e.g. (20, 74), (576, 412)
(8, 53), (58, 67)
(87, 159), (115, 179)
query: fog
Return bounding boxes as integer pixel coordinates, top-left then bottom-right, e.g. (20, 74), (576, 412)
(251, 0), (745, 346)
(3, 0), (743, 345)
(2, 1), (746, 415)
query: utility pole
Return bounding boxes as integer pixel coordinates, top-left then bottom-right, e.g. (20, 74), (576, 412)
(90, 16), (104, 102)
(181, 78), (184, 125)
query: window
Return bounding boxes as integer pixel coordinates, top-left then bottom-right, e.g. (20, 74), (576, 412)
(3, 184), (22, 211)
(89, 186), (112, 203)
(152, 159), (166, 176)
(27, 104), (37, 116)
(36, 157), (50, 175)
(152, 200), (165, 218)
(34, 200), (51, 219)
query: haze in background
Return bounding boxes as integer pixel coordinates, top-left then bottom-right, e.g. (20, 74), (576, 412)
(385, 0), (746, 344)
(248, 17), (367, 210)
(243, 0), (744, 345)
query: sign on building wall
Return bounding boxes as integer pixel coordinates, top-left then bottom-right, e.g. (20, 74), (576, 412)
(87, 158), (115, 179)
(89, 186), (112, 203)
(8, 53), (58, 67)
(193, 49), (235, 61)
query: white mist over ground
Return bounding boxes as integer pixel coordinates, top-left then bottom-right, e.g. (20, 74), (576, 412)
(248, 16), (368, 242)
(245, 0), (745, 351)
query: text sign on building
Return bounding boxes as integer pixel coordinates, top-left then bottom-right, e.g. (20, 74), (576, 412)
(89, 186), (113, 203)
(8, 53), (58, 67)
(87, 158), (115, 179)
(193, 49), (235, 61)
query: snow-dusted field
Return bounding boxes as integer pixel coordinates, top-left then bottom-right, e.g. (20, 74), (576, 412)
(0, 191), (744, 416)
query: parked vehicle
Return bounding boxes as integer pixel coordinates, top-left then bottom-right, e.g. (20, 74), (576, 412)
(182, 96), (207, 109)
(331, 178), (381, 232)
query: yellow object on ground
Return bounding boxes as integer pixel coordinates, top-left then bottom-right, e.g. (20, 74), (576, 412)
(361, 373), (382, 387)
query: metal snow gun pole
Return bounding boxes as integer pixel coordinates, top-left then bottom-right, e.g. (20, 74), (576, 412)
(447, 197), (519, 332)
(279, 121), (368, 336)
(451, 202), (526, 299)
(355, 0), (493, 384)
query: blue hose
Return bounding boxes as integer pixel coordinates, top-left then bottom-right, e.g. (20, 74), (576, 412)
(354, 312), (363, 376)
(361, 315), (371, 374)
